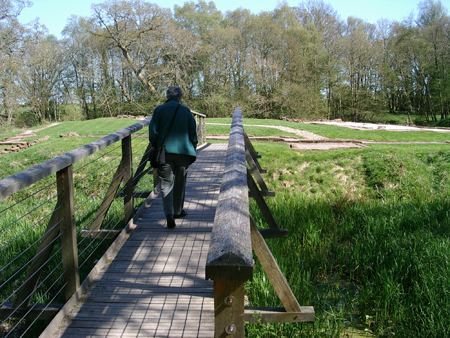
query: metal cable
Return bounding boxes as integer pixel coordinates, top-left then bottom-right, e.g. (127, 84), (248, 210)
(2, 260), (65, 337)
(0, 217), (63, 289)
(74, 156), (124, 200)
(0, 188), (60, 237)
(0, 232), (62, 309)
(0, 203), (62, 253)
(0, 177), (58, 215)
(17, 279), (67, 338)
(72, 142), (122, 178)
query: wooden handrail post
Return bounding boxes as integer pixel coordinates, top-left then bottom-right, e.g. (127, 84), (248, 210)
(57, 165), (80, 301)
(122, 136), (133, 224)
(213, 280), (246, 337)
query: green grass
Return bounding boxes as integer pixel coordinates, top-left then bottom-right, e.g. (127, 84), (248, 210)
(245, 141), (450, 337)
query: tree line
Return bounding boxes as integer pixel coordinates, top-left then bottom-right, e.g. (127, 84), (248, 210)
(1, 0), (449, 126)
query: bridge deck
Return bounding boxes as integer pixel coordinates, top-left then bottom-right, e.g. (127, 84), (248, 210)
(52, 143), (227, 338)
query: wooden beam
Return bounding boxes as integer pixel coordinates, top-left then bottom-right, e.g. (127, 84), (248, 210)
(206, 109), (253, 282)
(247, 170), (283, 234)
(122, 136), (133, 224)
(250, 217), (301, 313)
(57, 165), (80, 301)
(1, 303), (63, 321)
(86, 165), (124, 233)
(249, 190), (275, 198)
(214, 280), (246, 338)
(80, 229), (121, 239)
(131, 191), (151, 199)
(132, 143), (153, 188)
(0, 117), (152, 201)
(244, 132), (266, 173)
(259, 228), (289, 238)
(244, 307), (315, 324)
(245, 146), (271, 195)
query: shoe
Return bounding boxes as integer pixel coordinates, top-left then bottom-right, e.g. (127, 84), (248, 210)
(166, 214), (176, 229)
(174, 210), (187, 219)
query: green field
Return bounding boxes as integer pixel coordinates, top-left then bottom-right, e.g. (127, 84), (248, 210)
(1, 118), (450, 337)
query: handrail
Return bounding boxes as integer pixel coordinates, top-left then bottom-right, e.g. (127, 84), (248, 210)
(205, 108), (314, 337)
(0, 110), (206, 200)
(205, 108), (253, 337)
(205, 108), (253, 281)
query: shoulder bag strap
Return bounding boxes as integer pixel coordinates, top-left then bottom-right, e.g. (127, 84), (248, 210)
(162, 103), (181, 147)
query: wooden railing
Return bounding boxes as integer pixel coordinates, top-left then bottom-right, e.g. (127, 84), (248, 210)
(0, 112), (206, 336)
(206, 108), (315, 337)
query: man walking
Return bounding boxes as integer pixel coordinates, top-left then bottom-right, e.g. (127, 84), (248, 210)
(149, 86), (198, 228)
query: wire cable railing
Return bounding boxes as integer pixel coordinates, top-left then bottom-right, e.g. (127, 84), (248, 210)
(0, 113), (206, 337)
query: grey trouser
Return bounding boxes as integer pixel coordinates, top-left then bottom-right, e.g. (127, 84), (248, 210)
(157, 153), (191, 217)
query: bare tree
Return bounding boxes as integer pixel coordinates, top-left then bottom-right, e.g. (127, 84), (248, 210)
(91, 0), (172, 95)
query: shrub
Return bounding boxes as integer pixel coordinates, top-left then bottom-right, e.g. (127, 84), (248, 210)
(436, 117), (450, 128)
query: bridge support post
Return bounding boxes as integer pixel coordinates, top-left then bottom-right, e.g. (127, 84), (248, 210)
(213, 280), (246, 337)
(57, 165), (80, 301)
(122, 136), (133, 224)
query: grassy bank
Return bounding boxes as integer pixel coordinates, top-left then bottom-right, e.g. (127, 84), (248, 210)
(246, 141), (450, 337)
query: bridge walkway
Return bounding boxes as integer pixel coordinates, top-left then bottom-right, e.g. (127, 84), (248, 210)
(51, 143), (227, 338)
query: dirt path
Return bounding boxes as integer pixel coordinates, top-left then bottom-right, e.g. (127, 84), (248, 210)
(207, 123), (327, 140)
(2, 123), (61, 142)
(206, 122), (450, 151)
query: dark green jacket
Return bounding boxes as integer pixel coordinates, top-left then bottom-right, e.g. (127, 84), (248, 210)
(149, 98), (198, 159)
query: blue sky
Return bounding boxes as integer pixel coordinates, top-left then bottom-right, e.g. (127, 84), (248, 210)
(18, 0), (437, 38)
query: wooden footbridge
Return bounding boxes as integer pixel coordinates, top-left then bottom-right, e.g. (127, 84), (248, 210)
(0, 109), (314, 338)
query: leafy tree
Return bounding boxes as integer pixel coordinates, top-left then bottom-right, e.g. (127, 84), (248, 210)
(0, 0), (31, 124)
(18, 34), (66, 123)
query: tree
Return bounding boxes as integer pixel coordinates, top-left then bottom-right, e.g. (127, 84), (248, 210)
(417, 0), (450, 119)
(0, 0), (31, 124)
(91, 0), (172, 95)
(295, 0), (343, 118)
(19, 34), (66, 123)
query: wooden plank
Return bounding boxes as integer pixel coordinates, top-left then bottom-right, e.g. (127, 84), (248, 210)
(85, 165), (124, 233)
(250, 217), (301, 313)
(0, 117), (152, 201)
(244, 307), (315, 324)
(247, 170), (283, 234)
(79, 229), (120, 239)
(206, 109), (253, 282)
(1, 303), (63, 320)
(122, 136), (133, 224)
(57, 165), (80, 301)
(213, 280), (245, 338)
